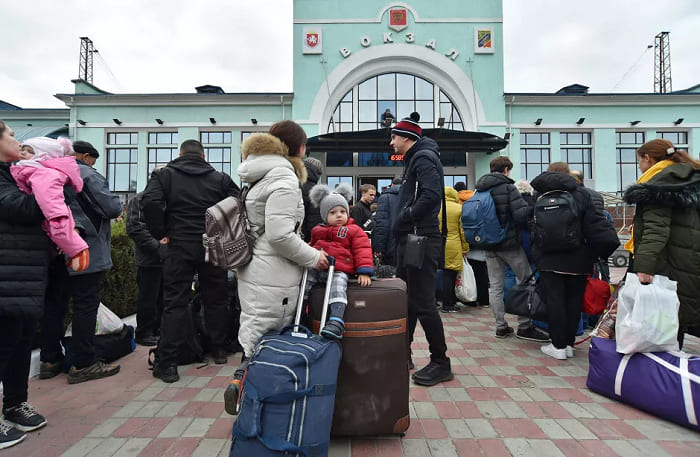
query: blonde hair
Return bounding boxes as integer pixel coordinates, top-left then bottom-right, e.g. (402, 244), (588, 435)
(515, 180), (533, 195)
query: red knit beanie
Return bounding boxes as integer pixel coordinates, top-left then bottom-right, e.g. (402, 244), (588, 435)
(391, 112), (422, 141)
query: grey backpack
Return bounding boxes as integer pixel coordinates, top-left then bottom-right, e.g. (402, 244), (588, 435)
(202, 186), (261, 270)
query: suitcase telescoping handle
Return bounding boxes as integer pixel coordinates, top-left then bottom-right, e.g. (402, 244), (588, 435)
(293, 255), (336, 335)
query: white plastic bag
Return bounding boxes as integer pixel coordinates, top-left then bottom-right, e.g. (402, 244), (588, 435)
(64, 303), (124, 337)
(615, 273), (680, 354)
(455, 256), (477, 302)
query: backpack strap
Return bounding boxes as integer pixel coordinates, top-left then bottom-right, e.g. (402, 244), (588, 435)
(241, 182), (265, 237)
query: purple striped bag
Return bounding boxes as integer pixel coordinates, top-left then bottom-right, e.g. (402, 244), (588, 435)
(587, 337), (700, 431)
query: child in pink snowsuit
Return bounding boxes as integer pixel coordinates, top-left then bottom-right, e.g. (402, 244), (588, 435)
(11, 137), (89, 270)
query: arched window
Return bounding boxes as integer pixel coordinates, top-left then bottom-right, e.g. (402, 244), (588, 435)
(328, 73), (463, 133)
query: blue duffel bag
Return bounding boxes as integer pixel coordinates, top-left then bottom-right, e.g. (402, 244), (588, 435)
(231, 263), (342, 457)
(230, 326), (341, 456)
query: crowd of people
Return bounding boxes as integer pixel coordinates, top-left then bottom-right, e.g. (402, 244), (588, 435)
(1, 113), (700, 449)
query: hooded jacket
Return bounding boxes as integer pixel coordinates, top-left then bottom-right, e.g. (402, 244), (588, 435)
(69, 159), (123, 275)
(301, 160), (323, 241)
(0, 161), (50, 319)
(235, 133), (321, 356)
(393, 137), (444, 237)
(372, 184), (401, 259)
(439, 187), (469, 271)
(11, 157), (88, 257)
(475, 172), (530, 251)
(142, 154), (239, 242)
(126, 192), (163, 267)
(530, 171), (619, 274)
(624, 163), (700, 329)
(310, 218), (374, 276)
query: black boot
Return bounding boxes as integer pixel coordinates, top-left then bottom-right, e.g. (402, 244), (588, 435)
(412, 358), (453, 386)
(224, 357), (249, 415)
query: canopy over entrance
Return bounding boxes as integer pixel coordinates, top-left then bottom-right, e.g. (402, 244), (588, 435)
(306, 128), (508, 153)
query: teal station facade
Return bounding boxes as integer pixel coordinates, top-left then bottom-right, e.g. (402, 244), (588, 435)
(1, 0), (698, 201)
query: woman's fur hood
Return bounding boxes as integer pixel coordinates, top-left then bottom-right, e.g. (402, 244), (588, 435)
(240, 133), (307, 183)
(624, 163), (700, 209)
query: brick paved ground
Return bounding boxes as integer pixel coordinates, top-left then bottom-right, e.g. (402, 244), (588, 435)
(4, 304), (700, 457)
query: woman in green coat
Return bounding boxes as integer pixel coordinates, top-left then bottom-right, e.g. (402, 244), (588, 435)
(438, 187), (470, 313)
(623, 138), (700, 348)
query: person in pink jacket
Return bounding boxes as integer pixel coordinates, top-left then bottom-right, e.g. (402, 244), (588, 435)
(10, 137), (89, 271)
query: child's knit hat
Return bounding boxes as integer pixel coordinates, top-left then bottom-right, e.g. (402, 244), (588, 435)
(309, 182), (353, 223)
(21, 136), (72, 161)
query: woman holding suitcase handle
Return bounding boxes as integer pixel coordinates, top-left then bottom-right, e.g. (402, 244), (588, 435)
(225, 122), (328, 414)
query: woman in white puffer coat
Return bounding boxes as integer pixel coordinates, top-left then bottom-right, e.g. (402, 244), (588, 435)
(225, 126), (329, 415)
(236, 130), (328, 356)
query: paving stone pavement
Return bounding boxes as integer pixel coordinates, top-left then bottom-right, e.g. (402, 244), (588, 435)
(4, 305), (699, 457)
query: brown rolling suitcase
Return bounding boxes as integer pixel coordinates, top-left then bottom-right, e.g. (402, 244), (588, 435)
(309, 277), (410, 436)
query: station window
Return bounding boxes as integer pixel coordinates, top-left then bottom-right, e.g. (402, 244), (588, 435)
(561, 132), (592, 179)
(147, 131), (179, 173)
(106, 132), (138, 193)
(520, 132), (550, 180)
(327, 152), (353, 168)
(327, 176), (353, 191)
(616, 131), (645, 194)
(444, 175), (467, 188)
(330, 72), (463, 133)
(441, 151), (467, 167)
(657, 131), (688, 148)
(201, 131), (232, 173)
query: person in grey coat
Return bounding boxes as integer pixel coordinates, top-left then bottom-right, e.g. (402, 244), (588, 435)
(39, 141), (123, 384)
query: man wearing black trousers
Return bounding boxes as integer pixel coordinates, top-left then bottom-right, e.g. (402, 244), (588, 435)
(390, 112), (452, 387)
(126, 188), (165, 346)
(40, 141), (123, 384)
(143, 139), (239, 383)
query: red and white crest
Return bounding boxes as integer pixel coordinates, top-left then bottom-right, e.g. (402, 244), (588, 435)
(306, 32), (319, 48)
(389, 8), (407, 32)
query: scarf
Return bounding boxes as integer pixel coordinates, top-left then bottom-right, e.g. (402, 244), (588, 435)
(624, 159), (675, 253)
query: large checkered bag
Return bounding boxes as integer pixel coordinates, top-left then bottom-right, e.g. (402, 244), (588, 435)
(587, 336), (700, 431)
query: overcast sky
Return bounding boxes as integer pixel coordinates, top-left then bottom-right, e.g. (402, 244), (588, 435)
(1, 0), (698, 108)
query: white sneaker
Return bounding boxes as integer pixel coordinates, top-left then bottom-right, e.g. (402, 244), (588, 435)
(566, 346), (574, 358)
(540, 343), (567, 360)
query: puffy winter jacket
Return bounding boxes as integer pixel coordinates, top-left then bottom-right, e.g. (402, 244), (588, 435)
(310, 219), (374, 276)
(11, 157), (88, 257)
(530, 171), (619, 274)
(69, 160), (123, 275)
(393, 137), (444, 237)
(142, 154), (239, 242)
(0, 162), (50, 319)
(475, 172), (530, 251)
(624, 163), (700, 330)
(372, 184), (401, 258)
(439, 187), (469, 271)
(126, 192), (163, 267)
(235, 133), (321, 356)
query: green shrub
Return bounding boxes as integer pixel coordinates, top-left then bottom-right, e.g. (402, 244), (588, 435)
(101, 219), (138, 318)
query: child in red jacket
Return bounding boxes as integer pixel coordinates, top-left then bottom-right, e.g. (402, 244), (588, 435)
(307, 183), (374, 339)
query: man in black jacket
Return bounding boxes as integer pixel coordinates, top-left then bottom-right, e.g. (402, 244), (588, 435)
(390, 113), (452, 387)
(350, 183), (376, 231)
(126, 187), (165, 347)
(476, 156), (549, 342)
(142, 139), (239, 383)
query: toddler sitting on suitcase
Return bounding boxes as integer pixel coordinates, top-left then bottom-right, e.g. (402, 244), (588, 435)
(306, 183), (374, 339)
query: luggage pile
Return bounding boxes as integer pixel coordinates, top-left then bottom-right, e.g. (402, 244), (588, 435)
(586, 273), (700, 431)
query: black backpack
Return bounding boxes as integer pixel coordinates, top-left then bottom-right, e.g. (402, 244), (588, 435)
(533, 190), (583, 252)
